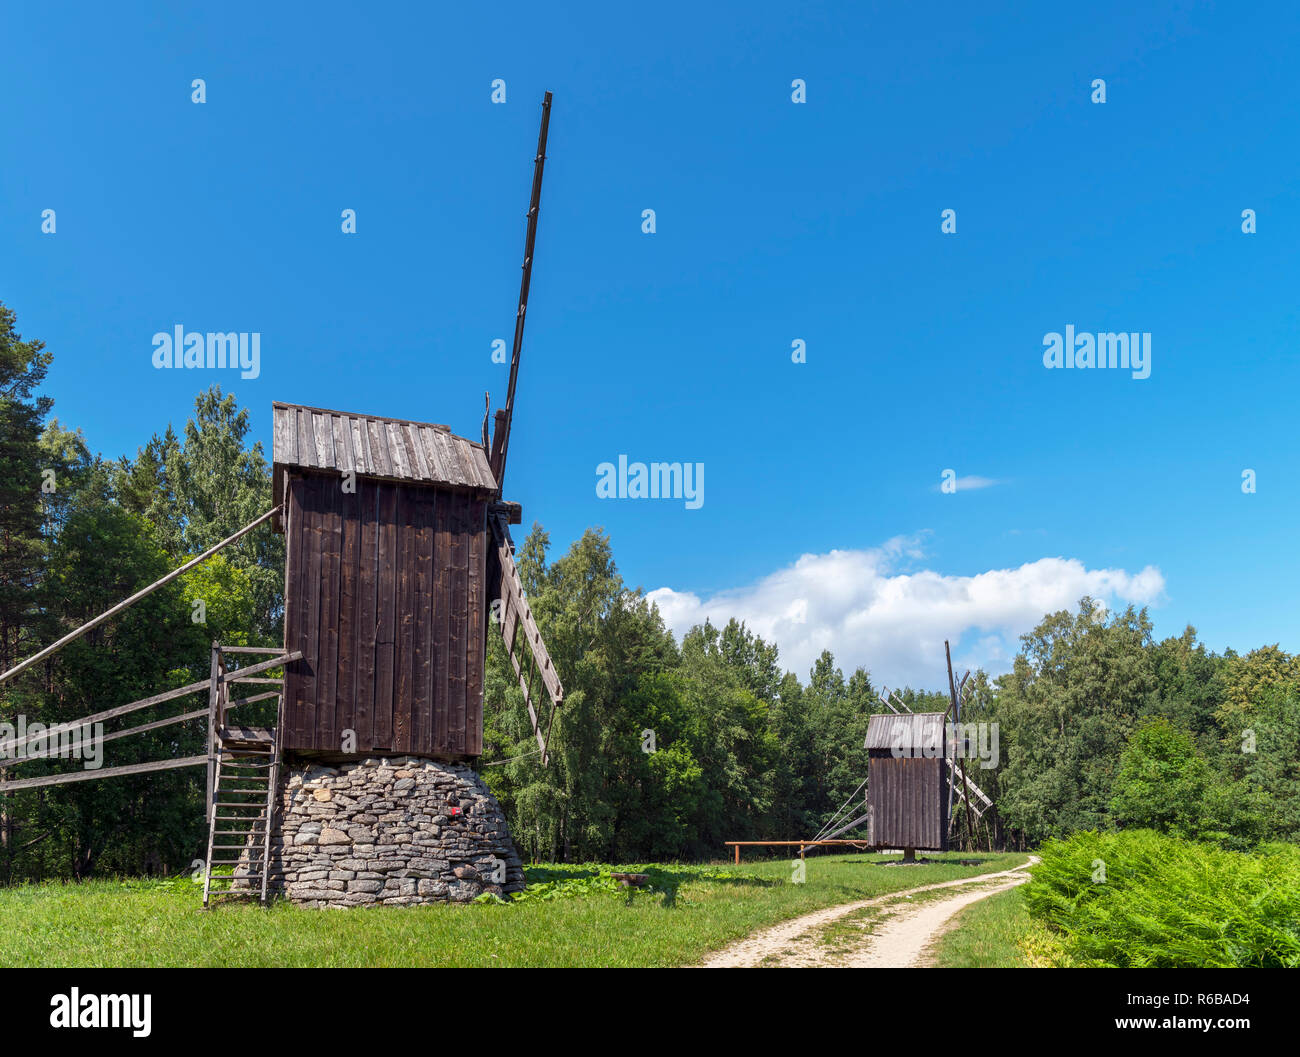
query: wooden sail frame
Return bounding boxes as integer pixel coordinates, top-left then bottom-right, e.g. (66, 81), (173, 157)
(487, 511), (563, 764)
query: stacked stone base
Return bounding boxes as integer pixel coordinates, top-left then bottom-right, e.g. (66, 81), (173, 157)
(268, 756), (525, 907)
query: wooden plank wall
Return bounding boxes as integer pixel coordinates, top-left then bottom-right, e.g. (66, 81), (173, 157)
(282, 472), (488, 758)
(866, 754), (947, 851)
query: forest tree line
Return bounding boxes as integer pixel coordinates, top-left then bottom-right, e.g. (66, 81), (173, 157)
(1, 302), (1296, 881)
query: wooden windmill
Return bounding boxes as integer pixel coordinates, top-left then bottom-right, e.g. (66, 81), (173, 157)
(812, 644), (995, 859)
(0, 93), (565, 908)
(272, 91), (564, 767)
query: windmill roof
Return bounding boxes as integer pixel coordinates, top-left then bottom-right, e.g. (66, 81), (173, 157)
(272, 402), (497, 493)
(864, 711), (948, 752)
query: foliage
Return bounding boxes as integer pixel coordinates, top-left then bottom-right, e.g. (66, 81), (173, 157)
(1109, 717), (1266, 847)
(1024, 830), (1300, 967)
(113, 386), (282, 640)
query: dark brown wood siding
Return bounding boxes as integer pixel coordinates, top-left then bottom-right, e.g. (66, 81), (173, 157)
(867, 753), (948, 851)
(282, 471), (488, 759)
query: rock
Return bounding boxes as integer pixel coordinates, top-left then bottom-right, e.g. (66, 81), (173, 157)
(268, 756), (525, 908)
(318, 828), (351, 845)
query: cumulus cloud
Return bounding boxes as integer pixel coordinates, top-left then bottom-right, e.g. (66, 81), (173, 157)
(646, 536), (1165, 690)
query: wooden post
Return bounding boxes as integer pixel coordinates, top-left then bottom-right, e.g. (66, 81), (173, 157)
(734, 844), (740, 865)
(217, 650), (229, 729)
(206, 643), (221, 823)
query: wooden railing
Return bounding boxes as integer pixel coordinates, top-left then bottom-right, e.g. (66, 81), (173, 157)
(0, 647), (300, 796)
(0, 504), (290, 800)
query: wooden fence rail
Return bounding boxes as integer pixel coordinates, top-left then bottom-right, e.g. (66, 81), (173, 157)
(0, 650), (300, 794)
(0, 755), (209, 794)
(0, 651), (299, 762)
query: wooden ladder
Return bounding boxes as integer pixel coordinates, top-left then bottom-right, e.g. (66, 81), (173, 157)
(202, 725), (279, 908)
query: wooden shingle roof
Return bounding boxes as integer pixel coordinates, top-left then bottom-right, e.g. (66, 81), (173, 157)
(864, 711), (947, 754)
(272, 402), (497, 495)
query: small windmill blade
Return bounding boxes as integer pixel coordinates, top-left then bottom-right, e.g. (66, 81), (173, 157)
(486, 511), (564, 764)
(946, 757), (994, 811)
(877, 686), (915, 715)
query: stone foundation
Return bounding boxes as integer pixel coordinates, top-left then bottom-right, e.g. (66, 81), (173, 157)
(268, 756), (525, 907)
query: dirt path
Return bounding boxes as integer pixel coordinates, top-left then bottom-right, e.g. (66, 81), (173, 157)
(700, 856), (1038, 968)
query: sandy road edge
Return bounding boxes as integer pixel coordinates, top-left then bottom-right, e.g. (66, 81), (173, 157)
(852, 871), (1033, 967)
(699, 855), (1039, 969)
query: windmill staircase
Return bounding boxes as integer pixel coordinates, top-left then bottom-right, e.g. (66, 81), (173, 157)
(202, 724), (280, 908)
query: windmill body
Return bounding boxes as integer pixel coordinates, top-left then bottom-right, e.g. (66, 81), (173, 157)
(270, 403), (558, 763)
(863, 711), (951, 854)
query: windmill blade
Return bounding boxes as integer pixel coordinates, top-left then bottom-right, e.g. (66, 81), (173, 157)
(490, 90), (553, 492)
(822, 809), (872, 842)
(946, 761), (994, 818)
(888, 689), (913, 714)
(486, 511), (564, 764)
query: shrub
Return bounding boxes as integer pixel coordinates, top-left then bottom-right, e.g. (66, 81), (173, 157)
(1025, 829), (1300, 967)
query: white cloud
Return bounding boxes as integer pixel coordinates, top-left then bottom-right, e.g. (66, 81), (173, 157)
(645, 535), (1165, 690)
(933, 475), (1002, 492)
(953, 475), (1000, 491)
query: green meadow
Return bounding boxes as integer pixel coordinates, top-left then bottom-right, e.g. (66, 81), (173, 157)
(0, 852), (1027, 968)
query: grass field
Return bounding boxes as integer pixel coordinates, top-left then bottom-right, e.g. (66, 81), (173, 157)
(928, 883), (1034, 967)
(0, 851), (1028, 967)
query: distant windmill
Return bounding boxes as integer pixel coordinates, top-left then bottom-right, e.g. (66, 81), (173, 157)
(810, 645), (995, 859)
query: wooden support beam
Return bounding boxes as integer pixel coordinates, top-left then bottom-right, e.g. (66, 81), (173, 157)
(1, 708), (207, 768)
(217, 646), (289, 655)
(0, 682), (286, 770)
(217, 652), (301, 682)
(225, 691), (281, 710)
(724, 841), (879, 846)
(207, 644), (221, 824)
(489, 512), (564, 765)
(490, 515), (563, 704)
(0, 505), (282, 686)
(490, 500), (522, 525)
(821, 809), (872, 842)
(0, 755), (207, 794)
(0, 677), (209, 759)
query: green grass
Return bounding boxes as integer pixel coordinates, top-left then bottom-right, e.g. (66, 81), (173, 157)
(0, 852), (1028, 967)
(928, 883), (1035, 967)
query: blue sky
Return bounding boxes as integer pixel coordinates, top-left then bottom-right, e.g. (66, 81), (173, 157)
(3, 1), (1297, 688)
